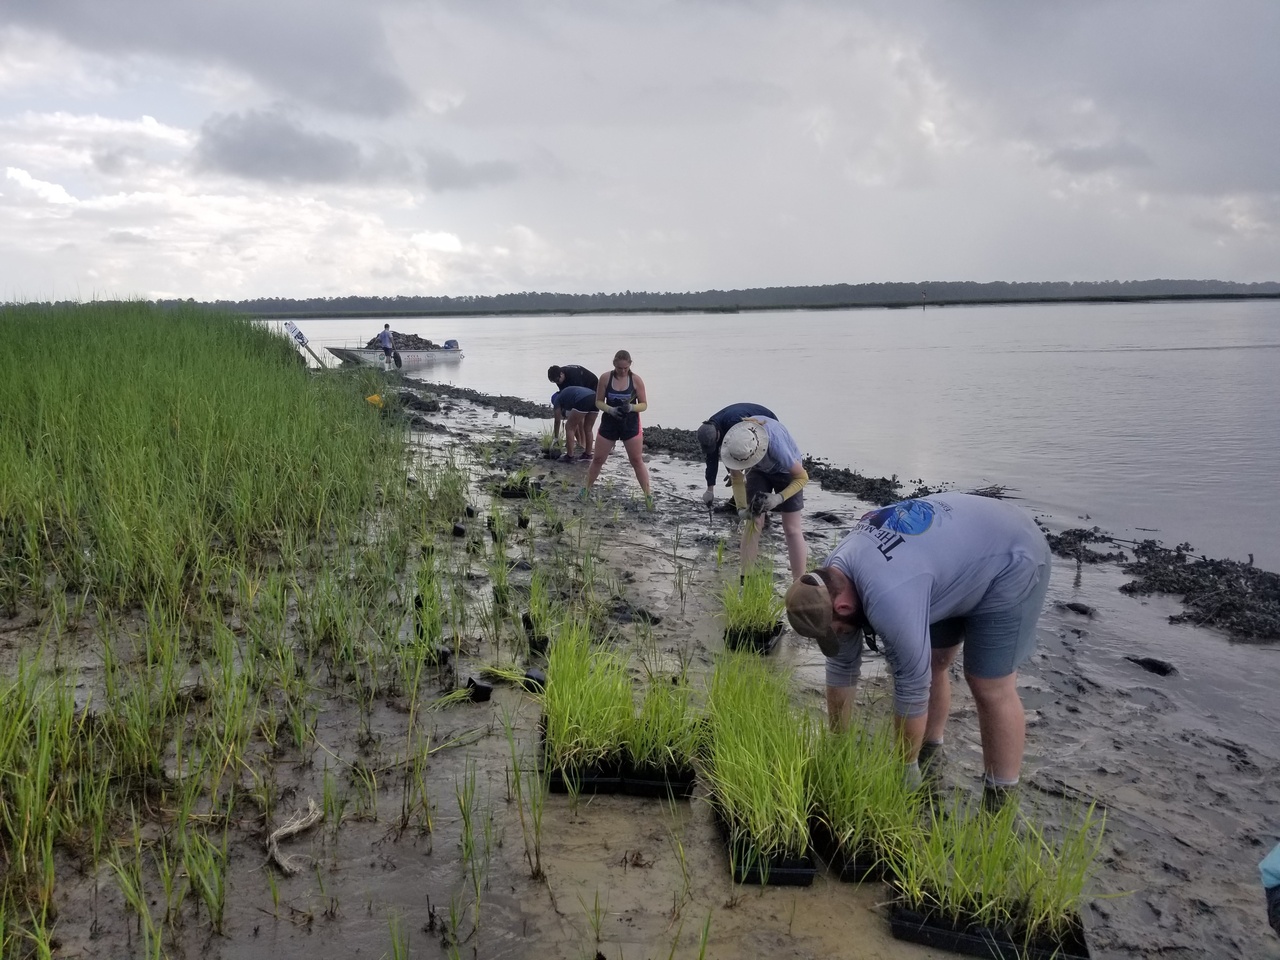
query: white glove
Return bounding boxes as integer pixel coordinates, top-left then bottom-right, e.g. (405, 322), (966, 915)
(701, 487), (715, 505)
(737, 507), (751, 520)
(761, 492), (784, 512)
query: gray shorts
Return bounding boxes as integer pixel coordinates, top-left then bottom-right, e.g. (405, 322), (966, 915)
(929, 562), (1051, 678)
(746, 469), (803, 512)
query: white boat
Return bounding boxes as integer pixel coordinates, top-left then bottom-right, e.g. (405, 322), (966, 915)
(326, 339), (464, 370)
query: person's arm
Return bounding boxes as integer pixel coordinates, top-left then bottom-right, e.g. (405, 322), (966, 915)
(704, 451), (719, 491)
(594, 373), (614, 415)
(627, 375), (648, 414)
(730, 470), (748, 510)
(777, 461), (809, 502)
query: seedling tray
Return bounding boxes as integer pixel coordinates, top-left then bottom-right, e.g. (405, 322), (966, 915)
(888, 905), (1090, 960)
(712, 807), (816, 887)
(723, 621), (782, 655)
(809, 820), (889, 883)
(537, 723), (623, 794)
(621, 763), (697, 799)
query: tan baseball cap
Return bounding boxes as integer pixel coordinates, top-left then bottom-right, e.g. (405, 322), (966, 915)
(785, 573), (841, 656)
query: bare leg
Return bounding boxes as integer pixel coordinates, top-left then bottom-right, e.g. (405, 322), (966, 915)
(586, 438), (616, 487)
(966, 672), (1026, 782)
(926, 646), (961, 742)
(621, 434), (651, 495)
(779, 510), (807, 579)
(584, 412), (598, 456)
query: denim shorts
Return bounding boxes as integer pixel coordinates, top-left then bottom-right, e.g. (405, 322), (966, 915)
(929, 561), (1051, 678)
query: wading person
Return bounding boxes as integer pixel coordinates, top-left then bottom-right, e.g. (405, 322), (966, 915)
(550, 386), (599, 461)
(582, 350), (652, 510)
(719, 417), (809, 579)
(377, 324), (394, 371)
(784, 492), (1051, 805)
(548, 364), (599, 450)
(696, 402), (777, 505)
(1262, 842), (1280, 936)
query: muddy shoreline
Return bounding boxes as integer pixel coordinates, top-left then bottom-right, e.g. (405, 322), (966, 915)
(398, 381), (1280, 960)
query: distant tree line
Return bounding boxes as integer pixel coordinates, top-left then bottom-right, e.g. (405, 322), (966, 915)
(45, 278), (1278, 317)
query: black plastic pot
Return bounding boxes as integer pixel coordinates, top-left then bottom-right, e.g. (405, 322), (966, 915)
(712, 804), (816, 887)
(809, 819), (889, 883)
(888, 905), (1090, 960)
(622, 761), (697, 799)
(464, 504), (478, 518)
(724, 621), (783, 655)
(520, 668), (546, 693)
(517, 513), (531, 529)
(522, 612), (551, 655)
(465, 678), (493, 703)
(451, 522), (466, 537)
(538, 721), (623, 794)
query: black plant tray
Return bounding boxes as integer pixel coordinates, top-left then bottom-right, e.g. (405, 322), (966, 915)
(712, 807), (816, 887)
(724, 621), (782, 655)
(621, 762), (697, 799)
(888, 905), (1090, 960)
(809, 820), (888, 883)
(537, 724), (623, 794)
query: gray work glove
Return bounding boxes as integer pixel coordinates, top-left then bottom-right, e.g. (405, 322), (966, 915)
(760, 492), (784, 512)
(701, 487), (715, 505)
(615, 401), (632, 415)
(603, 405), (622, 418)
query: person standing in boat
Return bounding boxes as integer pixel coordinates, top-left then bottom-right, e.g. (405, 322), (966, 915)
(547, 364), (600, 453)
(377, 324), (394, 371)
(582, 350), (653, 510)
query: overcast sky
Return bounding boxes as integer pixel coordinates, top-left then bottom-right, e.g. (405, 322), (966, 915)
(1, 1), (1277, 301)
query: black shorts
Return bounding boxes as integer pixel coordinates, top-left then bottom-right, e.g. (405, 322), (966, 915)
(746, 469), (803, 513)
(382, 347), (393, 357)
(598, 412), (641, 443)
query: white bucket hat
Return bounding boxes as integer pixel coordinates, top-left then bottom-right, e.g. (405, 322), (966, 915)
(720, 420), (769, 471)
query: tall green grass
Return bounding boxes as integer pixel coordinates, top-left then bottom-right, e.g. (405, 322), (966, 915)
(0, 302), (405, 610)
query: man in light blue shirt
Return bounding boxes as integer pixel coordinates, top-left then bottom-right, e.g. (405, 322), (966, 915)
(376, 324), (394, 370)
(785, 492), (1051, 803)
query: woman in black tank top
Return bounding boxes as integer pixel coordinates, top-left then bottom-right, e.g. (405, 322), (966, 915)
(583, 350), (653, 509)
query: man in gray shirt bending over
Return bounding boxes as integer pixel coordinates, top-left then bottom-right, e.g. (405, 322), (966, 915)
(785, 492), (1051, 805)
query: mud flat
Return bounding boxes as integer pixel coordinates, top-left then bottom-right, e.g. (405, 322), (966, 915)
(5, 364), (1278, 960)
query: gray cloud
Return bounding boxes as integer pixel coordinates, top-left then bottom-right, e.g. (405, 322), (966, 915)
(3, 0), (411, 115)
(1044, 140), (1153, 176)
(194, 110), (363, 183)
(424, 150), (518, 191)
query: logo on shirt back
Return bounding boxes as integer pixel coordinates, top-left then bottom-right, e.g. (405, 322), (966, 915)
(856, 499), (935, 561)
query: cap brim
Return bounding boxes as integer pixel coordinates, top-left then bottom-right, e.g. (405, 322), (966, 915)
(721, 450), (766, 471)
(814, 632), (842, 658)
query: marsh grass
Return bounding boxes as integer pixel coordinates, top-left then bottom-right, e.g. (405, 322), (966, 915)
(625, 680), (704, 772)
(720, 566), (784, 643)
(809, 718), (923, 877)
(704, 654), (810, 861)
(895, 792), (1105, 946)
(541, 621), (633, 774)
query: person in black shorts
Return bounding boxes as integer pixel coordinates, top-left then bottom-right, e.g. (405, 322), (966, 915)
(582, 350), (653, 510)
(548, 365), (599, 452)
(550, 386), (599, 461)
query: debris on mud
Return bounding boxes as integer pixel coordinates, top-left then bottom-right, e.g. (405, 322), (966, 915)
(642, 424), (703, 460)
(801, 457), (907, 506)
(1042, 526), (1129, 565)
(1119, 540), (1280, 642)
(416, 381), (553, 419)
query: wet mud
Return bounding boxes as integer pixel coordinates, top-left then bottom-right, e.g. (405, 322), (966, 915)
(18, 379), (1278, 960)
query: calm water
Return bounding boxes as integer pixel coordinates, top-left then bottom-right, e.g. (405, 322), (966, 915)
(283, 300), (1280, 569)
